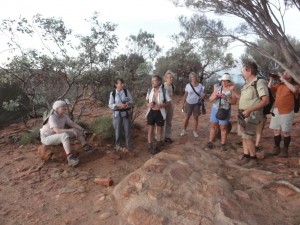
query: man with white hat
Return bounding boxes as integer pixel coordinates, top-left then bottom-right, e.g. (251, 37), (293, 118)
(40, 100), (93, 167)
(207, 73), (238, 151)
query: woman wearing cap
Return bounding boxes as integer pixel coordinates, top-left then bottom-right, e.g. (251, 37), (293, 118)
(207, 73), (237, 151)
(40, 100), (93, 167)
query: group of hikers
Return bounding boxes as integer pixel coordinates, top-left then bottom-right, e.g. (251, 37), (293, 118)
(40, 61), (299, 168)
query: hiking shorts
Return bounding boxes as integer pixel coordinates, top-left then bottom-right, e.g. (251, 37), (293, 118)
(269, 108), (294, 132)
(185, 103), (201, 117)
(147, 109), (165, 127)
(210, 107), (231, 125)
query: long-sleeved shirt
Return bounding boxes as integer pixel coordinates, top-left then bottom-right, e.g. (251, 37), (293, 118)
(108, 89), (133, 118)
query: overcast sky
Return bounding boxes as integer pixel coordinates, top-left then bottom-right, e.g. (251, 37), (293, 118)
(1, 0), (299, 68)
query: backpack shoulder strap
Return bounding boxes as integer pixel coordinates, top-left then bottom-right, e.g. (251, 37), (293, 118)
(124, 89), (128, 97)
(162, 87), (166, 103)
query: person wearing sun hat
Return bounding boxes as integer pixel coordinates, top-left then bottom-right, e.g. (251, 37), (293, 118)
(40, 100), (94, 167)
(207, 73), (238, 151)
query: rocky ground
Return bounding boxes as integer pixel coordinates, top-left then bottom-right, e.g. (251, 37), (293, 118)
(0, 97), (300, 225)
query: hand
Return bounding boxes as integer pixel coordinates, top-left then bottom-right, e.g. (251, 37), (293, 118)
(69, 128), (78, 137)
(242, 109), (251, 118)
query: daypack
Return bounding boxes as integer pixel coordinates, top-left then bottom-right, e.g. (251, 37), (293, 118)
(147, 87), (167, 103)
(252, 77), (275, 115)
(294, 93), (300, 113)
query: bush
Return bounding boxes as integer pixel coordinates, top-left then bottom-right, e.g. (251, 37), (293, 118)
(19, 126), (41, 145)
(90, 116), (114, 141)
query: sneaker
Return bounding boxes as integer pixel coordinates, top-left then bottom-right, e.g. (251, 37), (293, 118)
(67, 155), (79, 167)
(83, 144), (94, 153)
(164, 138), (173, 143)
(220, 144), (227, 151)
(206, 142), (213, 149)
(193, 131), (199, 138)
(180, 130), (187, 136)
(278, 147), (288, 158)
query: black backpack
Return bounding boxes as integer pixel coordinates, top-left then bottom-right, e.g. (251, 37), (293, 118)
(252, 77), (275, 115)
(294, 93), (300, 113)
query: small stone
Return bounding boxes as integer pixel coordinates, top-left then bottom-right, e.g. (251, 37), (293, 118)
(135, 182), (143, 192)
(98, 211), (117, 220)
(94, 177), (113, 187)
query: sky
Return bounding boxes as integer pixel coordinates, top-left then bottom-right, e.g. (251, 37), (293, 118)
(1, 0), (300, 81)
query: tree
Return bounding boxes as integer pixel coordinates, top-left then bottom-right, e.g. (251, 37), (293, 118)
(241, 37), (300, 76)
(0, 12), (118, 120)
(126, 29), (162, 61)
(172, 0), (300, 82)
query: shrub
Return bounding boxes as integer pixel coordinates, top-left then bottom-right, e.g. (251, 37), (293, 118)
(90, 116), (114, 141)
(19, 126), (41, 145)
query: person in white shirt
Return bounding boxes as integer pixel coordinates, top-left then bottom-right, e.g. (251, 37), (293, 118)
(146, 75), (171, 154)
(108, 78), (133, 152)
(181, 72), (205, 137)
(40, 100), (93, 167)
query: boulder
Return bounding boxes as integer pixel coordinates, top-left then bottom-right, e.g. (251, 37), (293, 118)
(37, 145), (66, 162)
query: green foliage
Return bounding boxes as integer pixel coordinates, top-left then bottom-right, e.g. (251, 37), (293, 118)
(19, 126), (41, 145)
(90, 117), (114, 141)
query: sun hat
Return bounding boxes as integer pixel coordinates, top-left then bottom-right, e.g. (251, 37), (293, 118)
(218, 73), (232, 81)
(52, 100), (67, 110)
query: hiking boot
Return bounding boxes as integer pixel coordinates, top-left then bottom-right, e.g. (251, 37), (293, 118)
(156, 141), (163, 152)
(265, 146), (280, 156)
(242, 159), (258, 168)
(83, 144), (94, 153)
(237, 156), (250, 166)
(148, 143), (159, 155)
(164, 138), (173, 143)
(220, 144), (227, 151)
(193, 131), (199, 138)
(180, 130), (187, 136)
(67, 155), (79, 167)
(278, 147), (288, 158)
(206, 142), (213, 149)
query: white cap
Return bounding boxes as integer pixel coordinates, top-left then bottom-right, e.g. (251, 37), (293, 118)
(52, 100), (67, 110)
(218, 73), (231, 81)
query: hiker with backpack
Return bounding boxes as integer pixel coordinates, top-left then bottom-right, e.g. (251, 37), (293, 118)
(146, 75), (171, 154)
(108, 78), (133, 152)
(180, 72), (205, 138)
(237, 62), (270, 168)
(162, 70), (175, 143)
(267, 70), (299, 157)
(207, 73), (238, 151)
(40, 100), (94, 167)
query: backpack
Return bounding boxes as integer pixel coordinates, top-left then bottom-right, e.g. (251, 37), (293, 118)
(161, 83), (175, 93)
(252, 77), (275, 115)
(294, 93), (300, 113)
(42, 109), (54, 125)
(112, 89), (128, 103)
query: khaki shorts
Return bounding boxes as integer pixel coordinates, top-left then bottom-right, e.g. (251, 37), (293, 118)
(269, 108), (294, 132)
(256, 116), (267, 135)
(185, 103), (201, 117)
(238, 111), (262, 139)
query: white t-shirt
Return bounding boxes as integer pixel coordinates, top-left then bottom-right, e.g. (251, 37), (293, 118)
(185, 83), (205, 104)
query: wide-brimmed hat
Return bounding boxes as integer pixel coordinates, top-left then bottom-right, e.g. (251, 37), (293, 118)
(52, 100), (67, 110)
(218, 73), (231, 81)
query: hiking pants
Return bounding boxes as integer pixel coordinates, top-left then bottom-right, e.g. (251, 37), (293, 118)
(164, 102), (174, 139)
(113, 115), (132, 149)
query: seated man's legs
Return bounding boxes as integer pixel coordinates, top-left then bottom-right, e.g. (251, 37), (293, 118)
(41, 133), (71, 154)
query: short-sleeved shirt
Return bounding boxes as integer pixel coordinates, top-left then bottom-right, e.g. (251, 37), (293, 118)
(239, 77), (269, 111)
(40, 112), (73, 137)
(272, 83), (295, 114)
(185, 83), (205, 104)
(145, 86), (171, 119)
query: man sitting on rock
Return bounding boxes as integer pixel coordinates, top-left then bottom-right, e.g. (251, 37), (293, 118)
(40, 100), (93, 167)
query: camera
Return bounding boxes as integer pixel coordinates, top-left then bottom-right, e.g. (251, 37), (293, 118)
(269, 73), (280, 79)
(152, 101), (156, 105)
